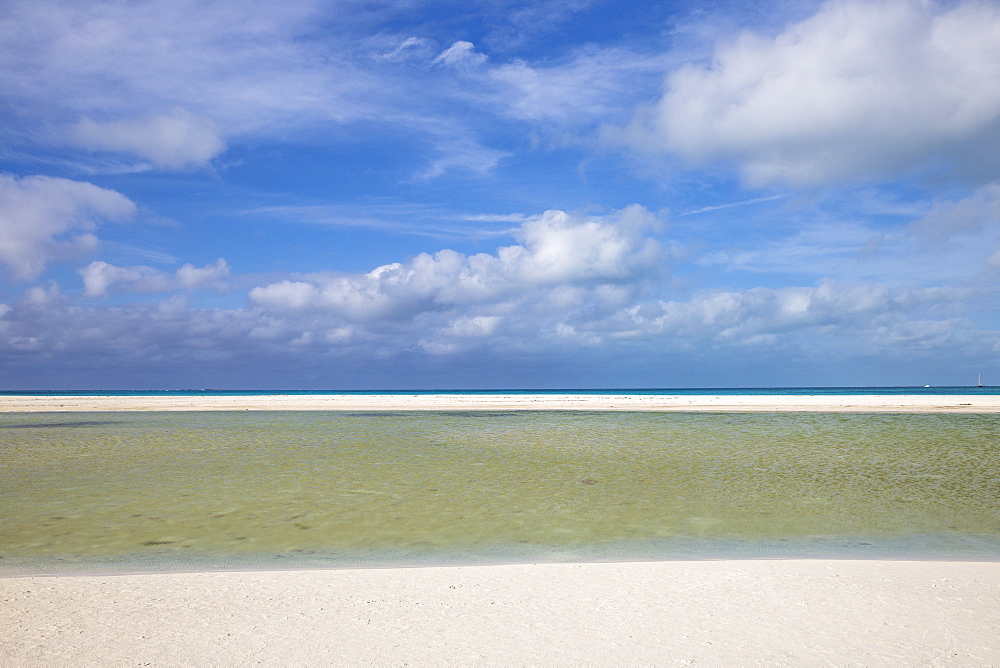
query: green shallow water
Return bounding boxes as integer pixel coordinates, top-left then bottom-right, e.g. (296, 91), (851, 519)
(1, 411), (999, 573)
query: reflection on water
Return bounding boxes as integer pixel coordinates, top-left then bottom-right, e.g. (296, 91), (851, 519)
(1, 410), (998, 573)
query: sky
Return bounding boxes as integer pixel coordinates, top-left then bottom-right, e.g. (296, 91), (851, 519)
(1, 0), (999, 390)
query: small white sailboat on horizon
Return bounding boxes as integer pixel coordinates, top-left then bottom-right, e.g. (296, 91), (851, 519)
(977, 373), (984, 387)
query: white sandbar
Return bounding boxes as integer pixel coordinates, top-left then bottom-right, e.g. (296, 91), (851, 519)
(2, 392), (999, 412)
(2, 559), (997, 665)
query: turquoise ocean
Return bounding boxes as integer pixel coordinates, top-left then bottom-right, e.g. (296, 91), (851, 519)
(2, 388), (999, 574)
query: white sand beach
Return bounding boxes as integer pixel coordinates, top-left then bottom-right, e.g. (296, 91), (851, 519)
(2, 559), (998, 665)
(2, 392), (1000, 412)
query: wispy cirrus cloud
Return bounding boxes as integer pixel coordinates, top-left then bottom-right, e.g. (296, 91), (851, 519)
(491, 47), (675, 130)
(245, 202), (522, 240)
(433, 41), (488, 68)
(680, 194), (790, 216)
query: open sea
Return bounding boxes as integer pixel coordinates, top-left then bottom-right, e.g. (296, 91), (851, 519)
(2, 389), (999, 574)
(3, 385), (1000, 396)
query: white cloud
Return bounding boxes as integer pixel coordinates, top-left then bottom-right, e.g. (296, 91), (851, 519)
(635, 0), (1000, 187)
(492, 48), (673, 128)
(699, 219), (893, 276)
(0, 1), (528, 179)
(0, 1), (674, 181)
(0, 0), (373, 138)
(79, 258), (230, 297)
(1, 266), (982, 389)
(904, 183), (1000, 275)
(463, 213), (530, 224)
(415, 137), (509, 180)
(176, 258), (231, 289)
(246, 202), (519, 241)
(618, 280), (957, 346)
(0, 174), (136, 280)
(80, 262), (171, 297)
(444, 315), (501, 338)
(0, 187), (993, 386)
(248, 280), (318, 311)
(692, 185), (1000, 287)
(680, 194), (790, 216)
(433, 41), (488, 68)
(249, 206), (665, 321)
(377, 37), (432, 62)
(73, 108), (226, 170)
(511, 205), (663, 282)
(1, 295), (265, 371)
(910, 183), (1000, 240)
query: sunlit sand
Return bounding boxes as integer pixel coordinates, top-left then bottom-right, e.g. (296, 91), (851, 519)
(2, 560), (998, 664)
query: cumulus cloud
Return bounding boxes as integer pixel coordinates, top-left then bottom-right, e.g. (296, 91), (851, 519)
(249, 206), (665, 321)
(73, 108), (226, 170)
(0, 174), (136, 280)
(634, 0), (1000, 187)
(176, 258), (231, 289)
(0, 267), (981, 389)
(241, 207), (977, 359)
(79, 258), (231, 297)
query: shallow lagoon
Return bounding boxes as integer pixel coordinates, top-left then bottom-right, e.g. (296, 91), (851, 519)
(2, 411), (999, 573)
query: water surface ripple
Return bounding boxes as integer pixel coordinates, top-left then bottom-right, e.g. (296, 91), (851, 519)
(2, 411), (998, 573)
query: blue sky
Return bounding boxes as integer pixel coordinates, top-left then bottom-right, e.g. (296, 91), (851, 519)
(1, 0), (999, 389)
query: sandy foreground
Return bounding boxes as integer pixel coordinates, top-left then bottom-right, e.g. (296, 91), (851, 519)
(3, 392), (1000, 412)
(1, 559), (997, 665)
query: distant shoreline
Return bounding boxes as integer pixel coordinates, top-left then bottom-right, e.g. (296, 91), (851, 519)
(3, 393), (1000, 412)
